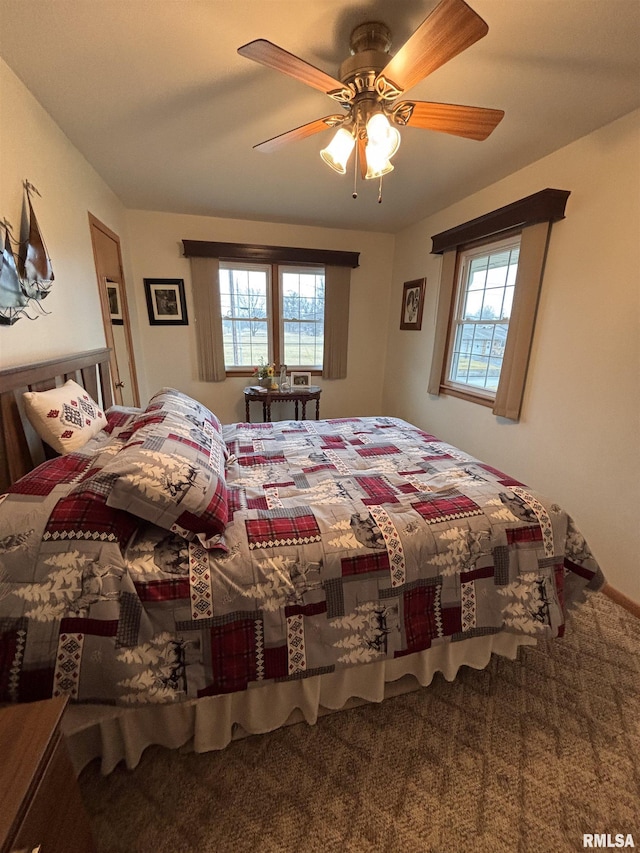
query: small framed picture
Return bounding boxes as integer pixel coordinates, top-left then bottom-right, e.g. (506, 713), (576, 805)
(144, 278), (188, 326)
(290, 371), (312, 388)
(107, 280), (124, 325)
(400, 278), (426, 331)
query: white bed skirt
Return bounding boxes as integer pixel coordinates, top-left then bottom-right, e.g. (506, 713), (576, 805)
(63, 631), (536, 775)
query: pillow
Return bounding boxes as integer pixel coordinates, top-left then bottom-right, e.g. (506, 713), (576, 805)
(94, 398), (229, 547)
(23, 379), (106, 454)
(144, 388), (226, 449)
(104, 405), (143, 440)
(48, 484), (139, 551)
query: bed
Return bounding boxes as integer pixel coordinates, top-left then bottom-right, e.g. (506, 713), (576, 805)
(0, 349), (604, 774)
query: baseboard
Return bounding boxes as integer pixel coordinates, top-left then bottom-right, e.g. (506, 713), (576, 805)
(601, 583), (640, 619)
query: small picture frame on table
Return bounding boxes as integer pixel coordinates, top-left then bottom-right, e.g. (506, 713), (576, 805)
(290, 371), (312, 388)
(400, 278), (426, 331)
(144, 278), (188, 325)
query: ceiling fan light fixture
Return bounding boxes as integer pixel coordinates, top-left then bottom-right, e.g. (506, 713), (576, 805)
(364, 146), (394, 180)
(240, 0), (503, 200)
(320, 127), (355, 174)
(366, 112), (401, 160)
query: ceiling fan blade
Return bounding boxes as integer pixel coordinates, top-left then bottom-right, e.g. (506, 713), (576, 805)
(253, 115), (345, 153)
(238, 39), (353, 103)
(392, 101), (504, 140)
(376, 0), (489, 98)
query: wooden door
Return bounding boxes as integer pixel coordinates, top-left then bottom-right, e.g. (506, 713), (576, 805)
(88, 213), (139, 407)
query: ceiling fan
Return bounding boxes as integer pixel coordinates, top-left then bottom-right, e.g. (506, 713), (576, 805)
(238, 0), (504, 199)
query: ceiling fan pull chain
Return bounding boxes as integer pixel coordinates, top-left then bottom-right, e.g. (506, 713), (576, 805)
(352, 141), (358, 199)
(378, 176), (383, 204)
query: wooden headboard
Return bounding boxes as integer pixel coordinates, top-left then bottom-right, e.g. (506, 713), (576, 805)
(0, 348), (113, 492)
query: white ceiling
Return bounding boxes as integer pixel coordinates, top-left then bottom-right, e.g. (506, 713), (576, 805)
(1, 0), (639, 234)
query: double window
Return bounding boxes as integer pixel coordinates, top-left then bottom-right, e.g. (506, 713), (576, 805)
(219, 263), (325, 372)
(183, 239), (358, 383)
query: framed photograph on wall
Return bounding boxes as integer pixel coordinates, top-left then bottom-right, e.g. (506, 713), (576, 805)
(144, 278), (188, 326)
(400, 278), (426, 331)
(107, 280), (124, 325)
(290, 371), (312, 388)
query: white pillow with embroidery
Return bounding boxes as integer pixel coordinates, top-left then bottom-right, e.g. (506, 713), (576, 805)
(23, 379), (106, 454)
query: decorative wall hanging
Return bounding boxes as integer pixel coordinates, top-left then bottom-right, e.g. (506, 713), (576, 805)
(400, 278), (426, 330)
(144, 278), (188, 325)
(0, 222), (24, 325)
(0, 181), (55, 326)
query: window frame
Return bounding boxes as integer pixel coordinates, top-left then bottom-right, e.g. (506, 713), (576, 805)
(278, 264), (326, 372)
(428, 188), (571, 420)
(219, 260), (326, 376)
(183, 239), (358, 383)
(442, 232), (522, 405)
(218, 261), (273, 373)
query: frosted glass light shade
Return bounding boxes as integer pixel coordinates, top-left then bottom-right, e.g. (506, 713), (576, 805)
(365, 147), (394, 179)
(320, 128), (355, 174)
(366, 113), (401, 160)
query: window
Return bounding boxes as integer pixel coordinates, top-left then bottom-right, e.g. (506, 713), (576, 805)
(428, 188), (571, 420)
(183, 240), (358, 383)
(280, 267), (325, 368)
(219, 264), (270, 368)
(445, 237), (520, 398)
(219, 262), (325, 372)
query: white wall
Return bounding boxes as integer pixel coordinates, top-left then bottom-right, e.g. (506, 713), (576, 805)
(125, 210), (395, 423)
(384, 109), (640, 601)
(0, 59), (133, 368)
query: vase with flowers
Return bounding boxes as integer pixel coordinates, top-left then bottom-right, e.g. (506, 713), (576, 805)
(253, 358), (276, 389)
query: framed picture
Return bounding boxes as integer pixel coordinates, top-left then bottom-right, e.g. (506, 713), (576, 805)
(106, 280), (123, 325)
(290, 371), (312, 388)
(144, 278), (188, 326)
(400, 278), (426, 331)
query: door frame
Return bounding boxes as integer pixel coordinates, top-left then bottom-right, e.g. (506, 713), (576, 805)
(88, 212), (140, 407)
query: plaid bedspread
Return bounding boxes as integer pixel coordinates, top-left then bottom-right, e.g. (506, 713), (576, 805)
(0, 416), (604, 705)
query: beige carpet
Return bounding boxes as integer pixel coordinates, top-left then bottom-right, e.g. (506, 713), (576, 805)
(79, 591), (640, 853)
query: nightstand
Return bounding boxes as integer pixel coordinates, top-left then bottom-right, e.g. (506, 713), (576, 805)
(244, 385), (322, 422)
(0, 697), (96, 853)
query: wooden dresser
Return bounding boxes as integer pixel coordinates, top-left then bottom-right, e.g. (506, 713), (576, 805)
(0, 697), (96, 853)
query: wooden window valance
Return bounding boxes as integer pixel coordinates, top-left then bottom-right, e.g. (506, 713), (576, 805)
(430, 188), (570, 255)
(182, 240), (360, 269)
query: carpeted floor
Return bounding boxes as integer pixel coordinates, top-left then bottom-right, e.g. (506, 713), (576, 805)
(79, 591), (640, 853)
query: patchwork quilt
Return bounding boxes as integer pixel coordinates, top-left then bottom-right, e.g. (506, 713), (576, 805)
(0, 395), (604, 706)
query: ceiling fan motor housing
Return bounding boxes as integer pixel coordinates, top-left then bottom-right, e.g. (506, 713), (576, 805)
(340, 21), (392, 90)
(348, 21), (392, 54)
(339, 21), (397, 130)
